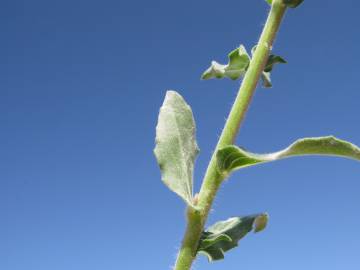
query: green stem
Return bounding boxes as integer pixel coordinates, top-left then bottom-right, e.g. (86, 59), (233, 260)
(173, 1), (287, 269)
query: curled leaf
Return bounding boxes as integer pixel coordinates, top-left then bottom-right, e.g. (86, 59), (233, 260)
(202, 45), (285, 88)
(217, 136), (360, 175)
(201, 45), (250, 80)
(264, 54), (287, 72)
(252, 46), (287, 88)
(154, 91), (199, 206)
(200, 233), (232, 249)
(198, 214), (269, 261)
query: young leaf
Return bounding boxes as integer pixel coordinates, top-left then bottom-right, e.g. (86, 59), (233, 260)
(202, 45), (285, 88)
(252, 46), (287, 88)
(201, 45), (250, 80)
(198, 214), (269, 261)
(217, 136), (360, 175)
(264, 54), (287, 72)
(261, 72), (272, 88)
(154, 91), (200, 206)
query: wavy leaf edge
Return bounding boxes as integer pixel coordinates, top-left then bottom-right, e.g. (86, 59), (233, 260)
(217, 136), (360, 175)
(197, 213), (269, 262)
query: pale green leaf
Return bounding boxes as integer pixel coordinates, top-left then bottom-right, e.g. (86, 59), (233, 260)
(201, 45), (250, 80)
(217, 136), (360, 175)
(202, 45), (285, 87)
(198, 214), (269, 261)
(154, 91), (199, 206)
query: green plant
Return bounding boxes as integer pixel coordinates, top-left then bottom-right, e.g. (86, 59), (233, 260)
(154, 0), (360, 269)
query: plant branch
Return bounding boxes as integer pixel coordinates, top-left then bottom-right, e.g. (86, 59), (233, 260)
(173, 1), (287, 269)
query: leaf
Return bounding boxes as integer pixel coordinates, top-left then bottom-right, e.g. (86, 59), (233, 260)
(264, 55), (287, 72)
(154, 91), (200, 206)
(265, 0), (272, 5)
(283, 0), (304, 8)
(202, 45), (285, 87)
(200, 233), (232, 249)
(198, 214), (269, 261)
(217, 136), (360, 175)
(261, 72), (272, 88)
(201, 45), (250, 80)
(252, 46), (287, 88)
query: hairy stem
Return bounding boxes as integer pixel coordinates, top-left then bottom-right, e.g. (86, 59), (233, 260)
(173, 1), (287, 269)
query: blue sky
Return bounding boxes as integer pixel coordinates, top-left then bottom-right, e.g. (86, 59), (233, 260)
(2, 0), (360, 269)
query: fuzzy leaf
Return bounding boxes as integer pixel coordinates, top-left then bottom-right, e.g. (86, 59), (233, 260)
(154, 91), (199, 206)
(201, 45), (250, 80)
(283, 0), (304, 8)
(217, 136), (360, 175)
(202, 45), (285, 87)
(252, 46), (287, 88)
(198, 214), (269, 261)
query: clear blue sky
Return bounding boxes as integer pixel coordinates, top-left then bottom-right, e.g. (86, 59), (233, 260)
(2, 1), (360, 269)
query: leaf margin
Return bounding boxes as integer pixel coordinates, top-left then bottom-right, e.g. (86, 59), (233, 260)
(197, 213), (269, 262)
(154, 90), (200, 206)
(217, 136), (360, 175)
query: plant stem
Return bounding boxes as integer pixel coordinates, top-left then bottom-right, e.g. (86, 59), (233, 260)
(173, 1), (287, 269)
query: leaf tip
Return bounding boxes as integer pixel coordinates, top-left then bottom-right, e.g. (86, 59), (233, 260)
(164, 89), (182, 102)
(254, 213), (269, 233)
